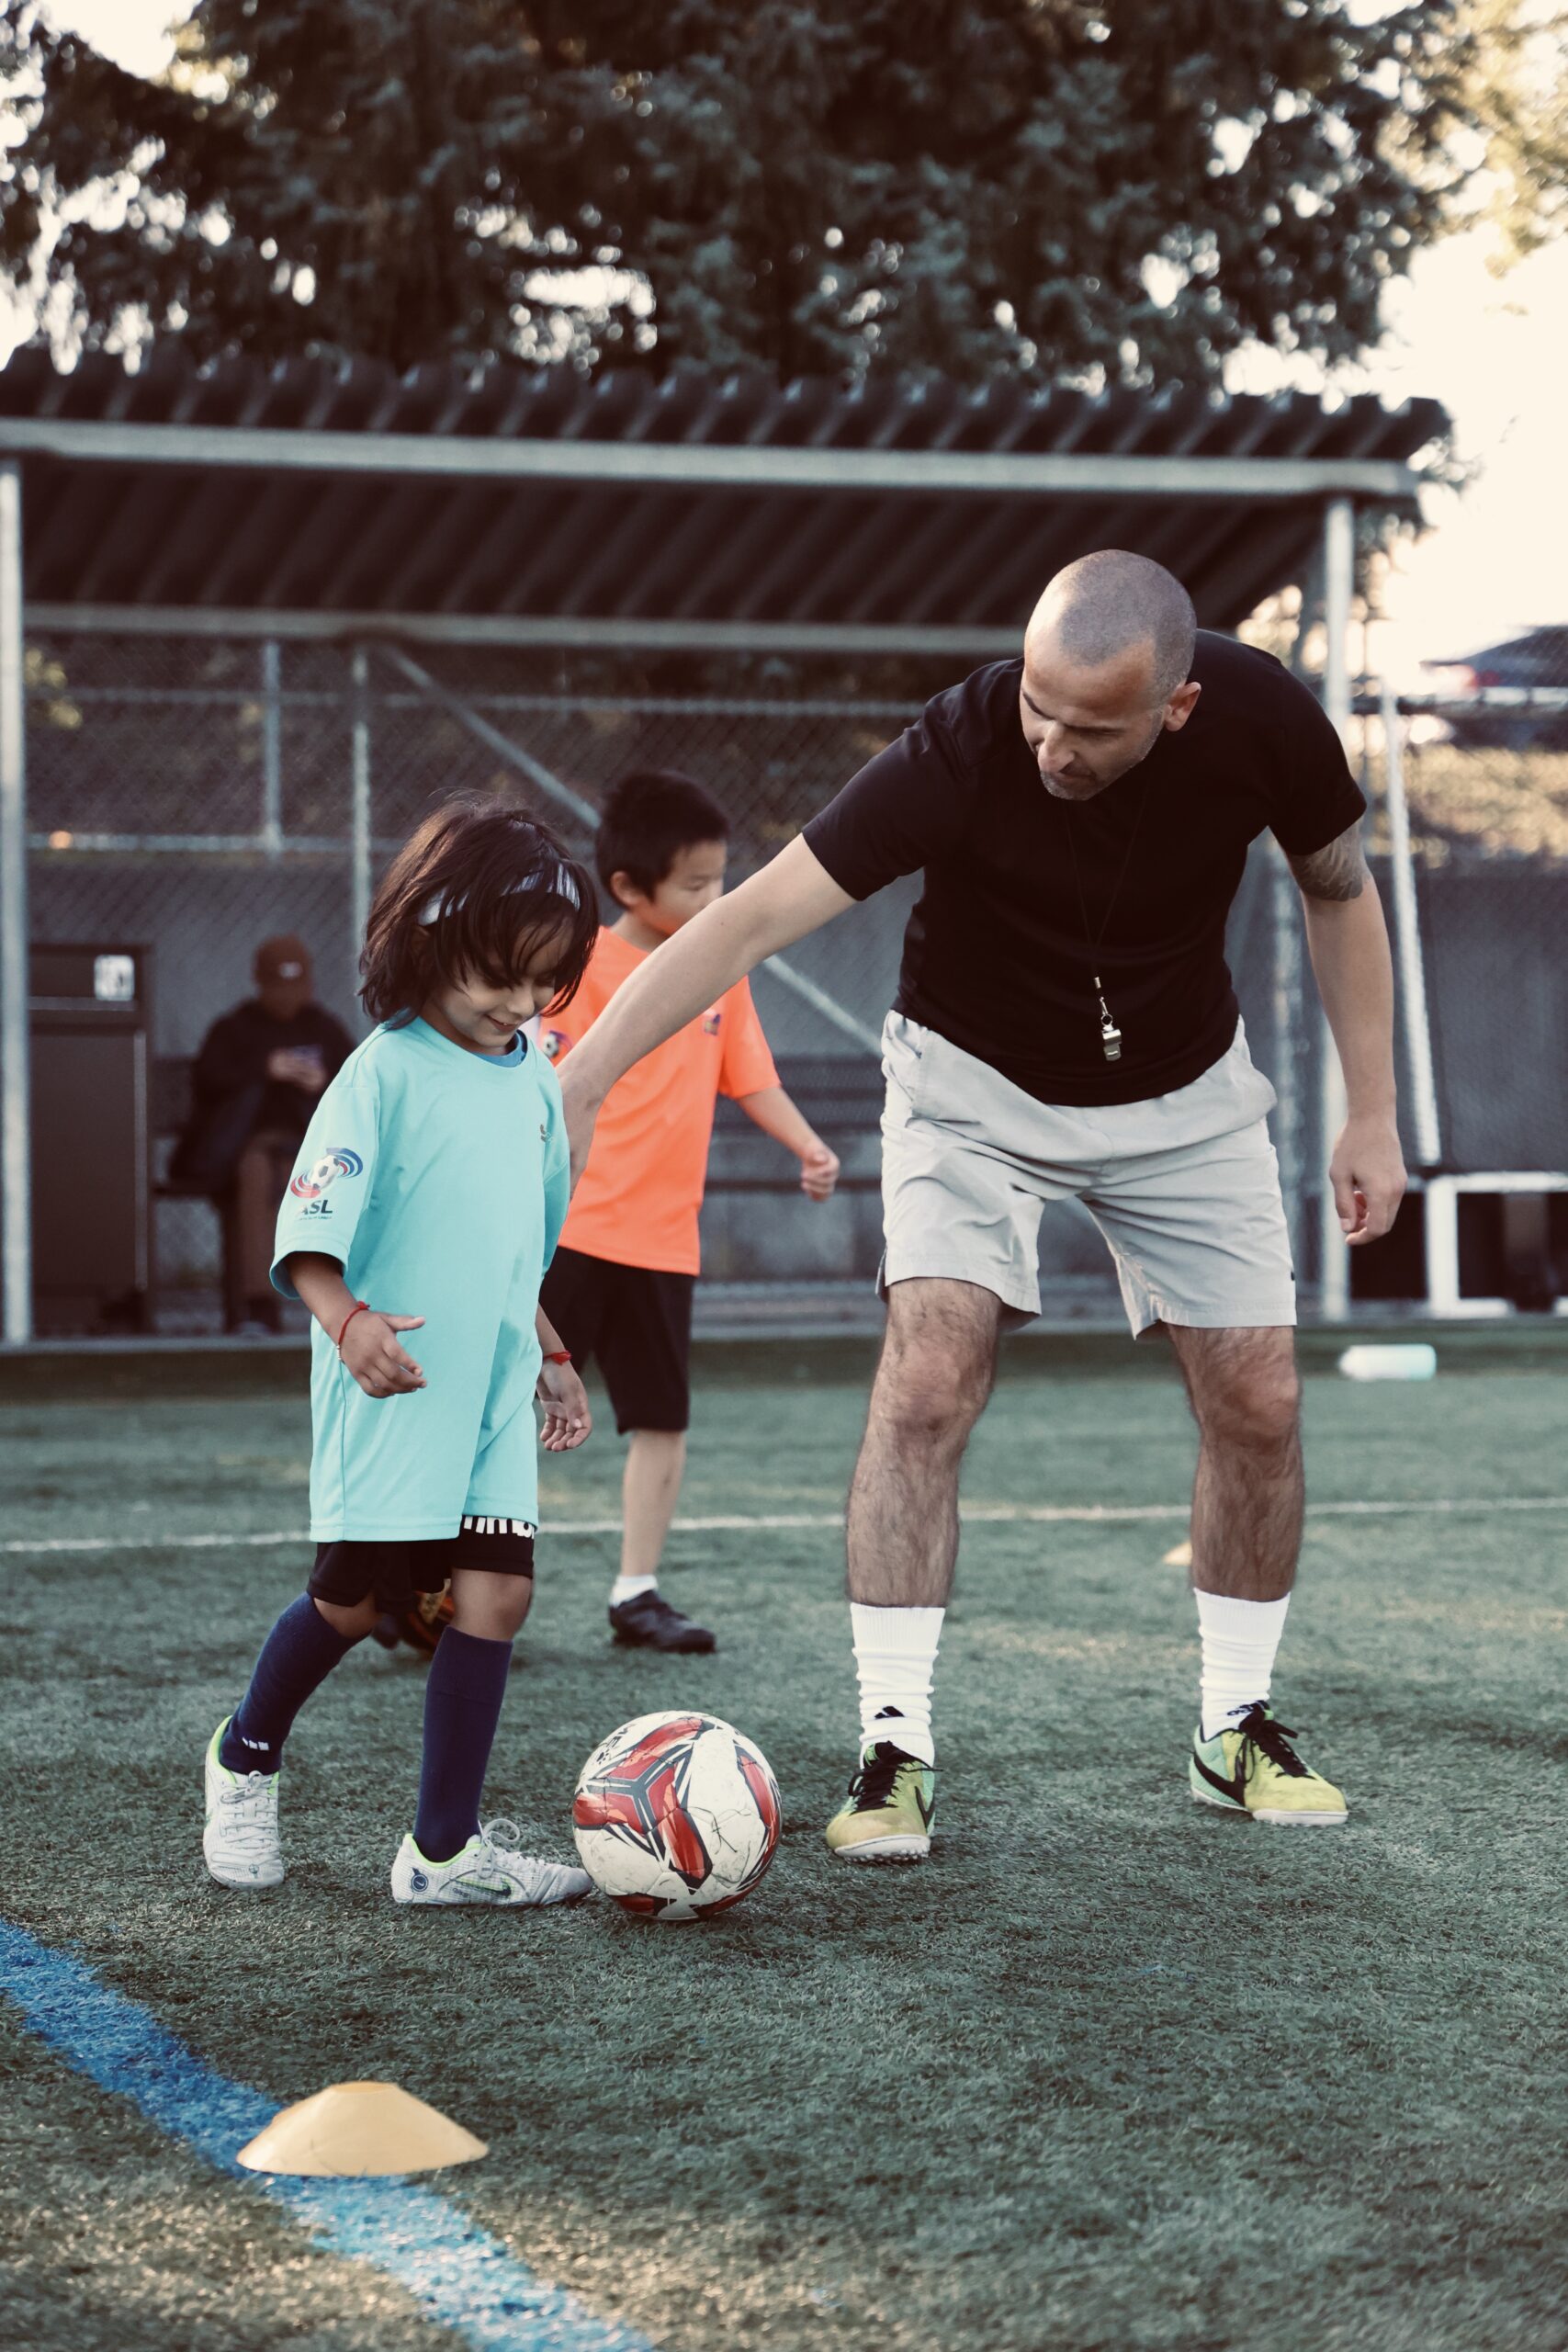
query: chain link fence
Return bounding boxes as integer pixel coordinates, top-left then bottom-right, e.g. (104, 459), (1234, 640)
(21, 630), (1563, 1327)
(1360, 693), (1568, 1180)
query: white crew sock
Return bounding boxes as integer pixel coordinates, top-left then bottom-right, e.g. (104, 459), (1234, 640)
(850, 1602), (944, 1767)
(1195, 1589), (1291, 1739)
(610, 1574), (658, 1607)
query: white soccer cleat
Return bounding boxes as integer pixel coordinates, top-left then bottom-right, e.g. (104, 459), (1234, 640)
(203, 1719), (284, 1889)
(390, 1818), (592, 1907)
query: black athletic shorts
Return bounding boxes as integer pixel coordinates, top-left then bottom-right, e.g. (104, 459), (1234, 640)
(539, 1245), (694, 1434)
(308, 1517), (536, 1611)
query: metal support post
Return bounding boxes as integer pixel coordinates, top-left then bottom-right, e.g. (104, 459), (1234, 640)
(350, 645), (372, 964)
(261, 638), (282, 857)
(381, 644), (598, 831)
(1379, 683), (1441, 1170)
(1269, 842), (1304, 1273)
(1318, 494), (1354, 1319)
(0, 460), (30, 1343)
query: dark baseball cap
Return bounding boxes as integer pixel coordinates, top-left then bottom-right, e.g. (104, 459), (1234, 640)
(255, 934), (312, 987)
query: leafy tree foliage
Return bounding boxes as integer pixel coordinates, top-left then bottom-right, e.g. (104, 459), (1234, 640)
(0, 0), (1562, 385)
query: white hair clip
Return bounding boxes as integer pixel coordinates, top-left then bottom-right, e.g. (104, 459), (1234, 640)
(416, 861), (581, 926)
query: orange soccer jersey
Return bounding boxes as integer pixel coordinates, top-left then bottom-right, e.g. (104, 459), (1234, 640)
(541, 926), (778, 1276)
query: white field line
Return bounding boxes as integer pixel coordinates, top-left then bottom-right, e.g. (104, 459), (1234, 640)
(5, 1494), (1568, 1556)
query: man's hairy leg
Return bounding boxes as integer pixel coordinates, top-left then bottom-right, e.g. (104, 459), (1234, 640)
(845, 1278), (1003, 1607)
(1168, 1324), (1346, 1812)
(1168, 1324), (1303, 1602)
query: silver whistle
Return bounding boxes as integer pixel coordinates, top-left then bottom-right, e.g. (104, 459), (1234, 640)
(1095, 980), (1122, 1063)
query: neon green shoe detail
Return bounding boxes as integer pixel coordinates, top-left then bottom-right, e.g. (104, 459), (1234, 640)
(825, 1742), (935, 1862)
(1190, 1704), (1347, 1826)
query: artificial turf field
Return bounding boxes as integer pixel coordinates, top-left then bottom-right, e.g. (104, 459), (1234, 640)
(3, 1333), (1566, 2352)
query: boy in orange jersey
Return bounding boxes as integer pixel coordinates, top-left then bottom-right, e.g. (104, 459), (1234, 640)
(540, 769), (840, 1652)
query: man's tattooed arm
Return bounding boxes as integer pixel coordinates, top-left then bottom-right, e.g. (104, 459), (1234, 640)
(1287, 820), (1368, 902)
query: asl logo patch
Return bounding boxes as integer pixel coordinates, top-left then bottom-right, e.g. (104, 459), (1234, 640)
(288, 1145), (365, 1202)
(702, 1008), (722, 1037)
(540, 1029), (571, 1062)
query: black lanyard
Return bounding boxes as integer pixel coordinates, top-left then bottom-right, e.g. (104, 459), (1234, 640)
(1062, 774), (1155, 1063)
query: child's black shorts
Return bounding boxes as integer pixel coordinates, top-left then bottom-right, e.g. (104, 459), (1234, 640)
(309, 1517), (536, 1611)
(540, 1245), (694, 1434)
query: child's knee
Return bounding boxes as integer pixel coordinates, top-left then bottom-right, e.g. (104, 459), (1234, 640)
(313, 1592), (378, 1642)
(449, 1571), (533, 1641)
(493, 1581), (533, 1638)
(630, 1427), (687, 1464)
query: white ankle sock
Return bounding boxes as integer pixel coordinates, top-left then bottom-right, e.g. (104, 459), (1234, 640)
(610, 1575), (658, 1606)
(1195, 1589), (1291, 1738)
(850, 1602), (943, 1767)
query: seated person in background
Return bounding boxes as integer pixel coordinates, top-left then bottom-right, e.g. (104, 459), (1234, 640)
(178, 935), (355, 1332)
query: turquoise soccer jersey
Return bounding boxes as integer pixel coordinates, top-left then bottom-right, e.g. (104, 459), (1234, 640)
(270, 1018), (570, 1540)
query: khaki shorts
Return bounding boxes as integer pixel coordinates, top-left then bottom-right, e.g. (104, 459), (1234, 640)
(879, 1013), (1296, 1338)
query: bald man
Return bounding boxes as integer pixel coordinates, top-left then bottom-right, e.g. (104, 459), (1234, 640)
(559, 552), (1405, 1860)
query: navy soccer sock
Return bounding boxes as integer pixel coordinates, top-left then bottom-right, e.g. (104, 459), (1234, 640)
(220, 1595), (356, 1775)
(413, 1627), (513, 1864)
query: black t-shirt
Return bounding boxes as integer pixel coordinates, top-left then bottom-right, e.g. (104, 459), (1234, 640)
(802, 632), (1364, 1106)
(191, 998), (356, 1143)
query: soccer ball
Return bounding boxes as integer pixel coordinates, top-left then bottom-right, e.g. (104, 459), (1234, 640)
(572, 1711), (782, 1922)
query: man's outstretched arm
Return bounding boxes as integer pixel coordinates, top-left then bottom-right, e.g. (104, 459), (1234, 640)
(1288, 820), (1407, 1245)
(558, 834), (855, 1180)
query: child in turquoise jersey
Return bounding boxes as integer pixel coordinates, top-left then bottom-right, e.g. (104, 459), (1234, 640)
(204, 796), (603, 1907)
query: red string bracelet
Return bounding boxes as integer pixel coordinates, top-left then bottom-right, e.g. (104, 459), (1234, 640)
(544, 1349), (572, 1365)
(335, 1300), (371, 1355)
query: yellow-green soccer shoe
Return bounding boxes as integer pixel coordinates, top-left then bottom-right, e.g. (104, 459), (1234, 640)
(825, 1741), (935, 1863)
(1190, 1703), (1347, 1826)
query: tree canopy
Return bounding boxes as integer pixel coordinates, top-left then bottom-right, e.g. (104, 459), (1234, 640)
(1, 0), (1562, 387)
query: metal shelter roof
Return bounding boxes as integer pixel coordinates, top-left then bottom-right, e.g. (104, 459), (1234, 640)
(0, 348), (1446, 653)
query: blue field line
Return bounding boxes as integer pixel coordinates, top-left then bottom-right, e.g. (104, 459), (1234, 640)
(0, 1917), (652, 2352)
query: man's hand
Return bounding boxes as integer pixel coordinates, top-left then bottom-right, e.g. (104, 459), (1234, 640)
(1330, 1112), (1406, 1245)
(341, 1309), (427, 1398)
(1292, 822), (1405, 1251)
(536, 1356), (592, 1451)
(799, 1138), (840, 1202)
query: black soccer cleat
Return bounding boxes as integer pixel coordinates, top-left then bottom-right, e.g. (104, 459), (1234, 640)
(369, 1593), (454, 1658)
(608, 1589), (716, 1654)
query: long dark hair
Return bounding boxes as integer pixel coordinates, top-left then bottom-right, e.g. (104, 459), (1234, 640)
(360, 797), (598, 1027)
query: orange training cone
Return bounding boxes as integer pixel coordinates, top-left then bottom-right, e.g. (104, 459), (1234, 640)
(236, 2080), (487, 2177)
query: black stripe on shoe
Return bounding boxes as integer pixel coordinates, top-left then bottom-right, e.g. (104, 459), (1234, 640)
(1191, 1747), (1247, 1806)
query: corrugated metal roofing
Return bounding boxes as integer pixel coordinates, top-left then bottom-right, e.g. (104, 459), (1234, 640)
(0, 349), (1446, 641)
